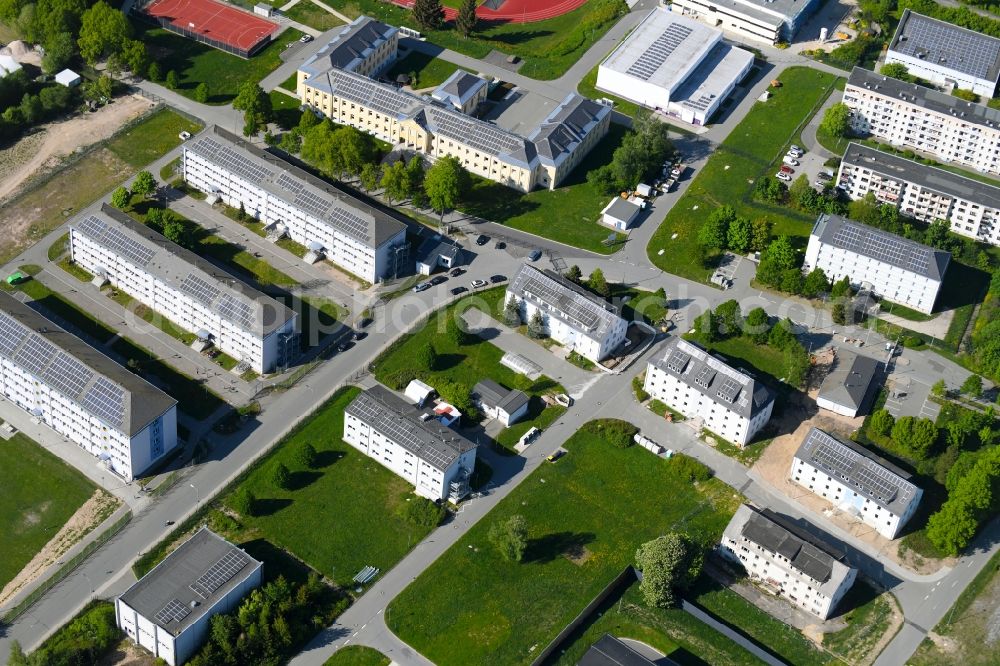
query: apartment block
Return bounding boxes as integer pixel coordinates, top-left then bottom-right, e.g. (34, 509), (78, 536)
(643, 338), (774, 446)
(70, 205), (298, 374)
(0, 291), (178, 481)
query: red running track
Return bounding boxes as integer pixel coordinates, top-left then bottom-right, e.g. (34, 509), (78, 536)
(386, 0), (589, 23)
(144, 0), (279, 51)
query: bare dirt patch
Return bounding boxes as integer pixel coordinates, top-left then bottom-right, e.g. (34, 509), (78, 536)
(0, 490), (120, 607)
(565, 545), (592, 566)
(100, 638), (158, 666)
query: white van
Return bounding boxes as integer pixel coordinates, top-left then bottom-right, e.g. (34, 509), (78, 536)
(782, 156), (799, 167)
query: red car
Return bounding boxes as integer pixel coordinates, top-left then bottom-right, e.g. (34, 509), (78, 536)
(780, 165), (794, 174)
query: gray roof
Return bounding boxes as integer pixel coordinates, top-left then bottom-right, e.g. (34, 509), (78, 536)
(299, 16), (397, 76)
(579, 635), (673, 666)
(671, 41), (755, 115)
(649, 338), (774, 419)
(888, 10), (1000, 83)
(185, 126), (407, 249)
(119, 528), (261, 637)
(415, 234), (462, 266)
(528, 93), (611, 167)
(603, 197), (641, 222)
(847, 67), (1000, 130)
(472, 379), (529, 415)
(507, 264), (625, 341)
(817, 349), (879, 413)
(737, 505), (844, 583)
(74, 205), (295, 337)
(345, 385), (477, 470)
(0, 291), (176, 437)
(811, 213), (950, 282)
(431, 70), (488, 108)
(841, 142), (1000, 211)
(795, 427), (920, 516)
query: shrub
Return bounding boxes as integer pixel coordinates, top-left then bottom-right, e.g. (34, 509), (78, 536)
(583, 419), (638, 448)
(669, 454), (713, 483)
(383, 368), (418, 390)
(399, 496), (447, 528)
(633, 375), (650, 402)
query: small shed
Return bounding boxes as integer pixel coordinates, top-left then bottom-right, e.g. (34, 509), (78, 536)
(635, 183), (653, 198)
(253, 2), (273, 16)
(404, 379), (435, 407)
(473, 379), (530, 427)
(55, 69), (81, 87)
(0, 55), (22, 78)
(415, 234), (462, 275)
(601, 197), (642, 231)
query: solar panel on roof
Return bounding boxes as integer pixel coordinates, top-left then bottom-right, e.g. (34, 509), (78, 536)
(179, 274), (222, 307)
(80, 376), (126, 428)
(666, 349), (690, 373)
(190, 549), (250, 599)
(102, 226), (155, 267)
(276, 172), (304, 194)
(154, 599), (192, 626)
(625, 23), (693, 81)
(694, 365), (716, 388)
(13, 335), (55, 377)
(717, 376), (742, 403)
(76, 215), (109, 240)
(829, 220), (935, 276)
(215, 294), (256, 329)
(809, 435), (901, 503)
(349, 393), (462, 469)
(42, 352), (94, 399)
(893, 14), (1000, 80)
(0, 312), (27, 358)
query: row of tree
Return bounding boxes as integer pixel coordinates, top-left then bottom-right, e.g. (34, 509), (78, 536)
(868, 409), (939, 459)
(971, 271), (1000, 385)
(926, 444), (1000, 555)
(0, 71), (76, 140)
(587, 110), (676, 196)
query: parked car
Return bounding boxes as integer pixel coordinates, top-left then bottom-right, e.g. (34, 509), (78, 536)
(338, 341), (354, 352)
(546, 450), (565, 463)
(470, 279), (488, 288)
(490, 274), (507, 284)
(813, 180), (828, 189)
(775, 172), (792, 182)
(519, 427), (541, 448)
(495, 241), (506, 250)
(528, 249), (543, 261)
(779, 165), (794, 174)
(179, 131), (191, 140)
(476, 235), (490, 246)
(782, 156), (799, 167)
(817, 171), (833, 181)
(450, 267), (465, 277)
(430, 275), (448, 286)
(299, 34), (313, 43)
(451, 286), (468, 295)
(787, 148), (804, 158)
(412, 281), (431, 293)
(789, 144), (802, 153)
(352, 330), (366, 341)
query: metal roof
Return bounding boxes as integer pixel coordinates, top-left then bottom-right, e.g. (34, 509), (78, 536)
(345, 385), (477, 471)
(0, 291), (176, 437)
(888, 10), (1000, 83)
(795, 427), (920, 515)
(841, 142), (1000, 211)
(649, 338), (773, 419)
(811, 213), (950, 282)
(817, 349), (879, 413)
(415, 234), (462, 266)
(299, 16), (397, 76)
(74, 205), (295, 337)
(119, 527), (261, 637)
(431, 70), (488, 108)
(671, 41), (755, 114)
(529, 93), (611, 168)
(185, 126), (407, 249)
(507, 263), (625, 341)
(472, 379), (529, 415)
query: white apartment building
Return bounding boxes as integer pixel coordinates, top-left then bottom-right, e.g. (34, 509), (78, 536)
(70, 205), (298, 374)
(344, 385), (477, 502)
(791, 427), (923, 539)
(0, 291), (178, 481)
(720, 504), (857, 619)
(804, 213), (950, 314)
(838, 142), (1000, 247)
(885, 10), (1000, 98)
(182, 126), (409, 283)
(643, 337), (774, 446)
(596, 8), (754, 125)
(296, 16), (398, 95)
(667, 0), (822, 44)
(431, 70), (489, 115)
(506, 263), (628, 363)
(117, 528), (263, 666)
(843, 67), (1000, 177)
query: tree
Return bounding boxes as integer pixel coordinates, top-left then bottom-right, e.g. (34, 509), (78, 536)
(132, 170), (156, 198)
(231, 488), (256, 517)
(782, 342), (811, 388)
(194, 82), (210, 103)
(831, 302), (847, 325)
(163, 218), (192, 249)
(588, 268), (610, 298)
(411, 0), (444, 30)
(564, 265), (583, 283)
(745, 307), (770, 344)
(727, 215), (752, 253)
(232, 80), (272, 136)
(415, 342), (438, 371)
(961, 374), (984, 398)
(147, 61), (162, 82)
(7, 641), (27, 666)
(880, 62), (911, 81)
(456, 0), (477, 36)
(120, 39), (148, 77)
(819, 102), (851, 138)
(750, 217), (772, 251)
(110, 185), (130, 209)
(360, 163), (382, 193)
(77, 1), (131, 65)
(296, 442), (318, 469)
(932, 379), (948, 397)
(436, 379), (477, 421)
(715, 299), (742, 338)
(788, 174), (812, 209)
(406, 155), (425, 193)
(830, 275), (853, 299)
(635, 533), (703, 608)
(694, 309), (716, 343)
(753, 175), (786, 204)
(42, 31), (75, 74)
(272, 462), (291, 489)
(488, 514), (528, 562)
(424, 156), (468, 223)
(756, 235), (798, 288)
(332, 126), (376, 178)
(165, 69), (179, 90)
(908, 418), (938, 458)
(503, 297), (521, 327)
(527, 310), (546, 339)
(400, 496), (446, 527)
(869, 408), (895, 438)
(698, 205), (735, 249)
(926, 500), (979, 555)
(380, 160), (410, 204)
(801, 268), (830, 298)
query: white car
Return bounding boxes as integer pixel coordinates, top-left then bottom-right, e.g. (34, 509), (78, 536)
(470, 279), (488, 288)
(179, 131), (191, 140)
(787, 148), (803, 157)
(775, 172), (792, 182)
(299, 34), (313, 43)
(782, 156), (799, 167)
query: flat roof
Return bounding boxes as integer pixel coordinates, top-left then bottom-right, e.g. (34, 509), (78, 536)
(0, 291), (176, 437)
(811, 213), (950, 282)
(817, 349), (879, 412)
(602, 197), (641, 221)
(841, 142), (1000, 210)
(847, 67), (1000, 130)
(795, 427), (920, 516)
(888, 9), (1000, 83)
(119, 528), (261, 637)
(299, 16), (397, 76)
(345, 385), (476, 470)
(649, 338), (774, 419)
(507, 263), (625, 341)
(74, 205), (295, 337)
(185, 126), (407, 249)
(671, 41), (754, 115)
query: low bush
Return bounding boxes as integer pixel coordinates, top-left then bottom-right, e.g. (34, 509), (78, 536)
(670, 454), (714, 483)
(583, 419), (639, 448)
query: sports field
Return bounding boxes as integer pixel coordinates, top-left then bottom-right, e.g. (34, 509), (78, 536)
(144, 0), (277, 55)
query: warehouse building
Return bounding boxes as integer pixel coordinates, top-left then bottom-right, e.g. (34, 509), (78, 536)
(595, 8), (754, 125)
(0, 291), (178, 481)
(885, 10), (1000, 97)
(643, 338), (774, 446)
(70, 205), (298, 374)
(506, 263), (628, 363)
(838, 142), (1000, 247)
(669, 0), (821, 45)
(720, 504), (857, 619)
(843, 67), (1000, 177)
(804, 214), (950, 314)
(344, 385), (478, 501)
(182, 126), (409, 283)
(791, 427), (922, 539)
(116, 528), (263, 665)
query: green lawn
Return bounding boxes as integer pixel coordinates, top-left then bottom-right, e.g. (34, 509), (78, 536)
(684, 334), (790, 394)
(133, 21), (304, 104)
(458, 124), (629, 254)
(385, 51), (471, 89)
(105, 108), (202, 169)
(284, 0), (345, 31)
(647, 67), (840, 283)
(386, 425), (741, 665)
(324, 646), (390, 666)
(821, 583), (898, 665)
(611, 285), (668, 325)
(0, 433), (96, 590)
(270, 89), (304, 129)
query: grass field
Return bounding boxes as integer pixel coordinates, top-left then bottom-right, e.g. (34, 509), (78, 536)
(685, 335), (788, 395)
(0, 433), (96, 590)
(458, 124), (629, 254)
(105, 108), (202, 168)
(647, 67), (840, 283)
(284, 0), (345, 31)
(386, 425), (741, 665)
(385, 51), (470, 89)
(270, 89), (304, 129)
(324, 646), (390, 666)
(821, 583), (899, 665)
(133, 21), (304, 104)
